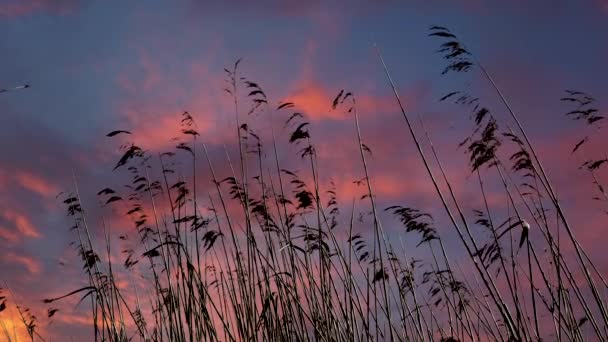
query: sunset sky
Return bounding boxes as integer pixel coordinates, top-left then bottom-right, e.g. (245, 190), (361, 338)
(1, 0), (607, 339)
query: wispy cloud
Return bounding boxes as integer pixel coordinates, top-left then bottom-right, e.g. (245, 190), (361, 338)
(1, 209), (41, 239)
(15, 171), (59, 198)
(2, 252), (42, 274)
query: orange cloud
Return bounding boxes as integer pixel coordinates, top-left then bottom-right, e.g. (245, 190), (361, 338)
(111, 50), (236, 153)
(0, 226), (20, 243)
(283, 39), (400, 122)
(54, 312), (98, 326)
(2, 210), (41, 238)
(121, 108), (202, 151)
(0, 307), (39, 341)
(287, 81), (396, 121)
(15, 171), (58, 198)
(3, 252), (42, 274)
(288, 82), (337, 120)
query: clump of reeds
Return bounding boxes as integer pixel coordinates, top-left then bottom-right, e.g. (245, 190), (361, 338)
(1, 26), (606, 342)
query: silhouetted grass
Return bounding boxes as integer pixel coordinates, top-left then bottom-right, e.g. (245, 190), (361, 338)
(1, 26), (607, 342)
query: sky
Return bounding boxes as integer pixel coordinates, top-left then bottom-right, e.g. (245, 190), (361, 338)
(0, 0), (607, 339)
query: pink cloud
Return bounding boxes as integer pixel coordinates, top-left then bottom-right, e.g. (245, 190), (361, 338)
(1, 209), (41, 239)
(15, 171), (59, 198)
(0, 306), (41, 340)
(3, 252), (42, 274)
(111, 50), (236, 153)
(0, 226), (20, 243)
(287, 82), (395, 121)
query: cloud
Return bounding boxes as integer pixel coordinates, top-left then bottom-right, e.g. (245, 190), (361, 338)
(2, 251), (42, 274)
(286, 81), (396, 121)
(1, 209), (41, 238)
(111, 50), (235, 153)
(15, 171), (59, 198)
(0, 226), (19, 243)
(0, 2), (605, 340)
(0, 306), (42, 340)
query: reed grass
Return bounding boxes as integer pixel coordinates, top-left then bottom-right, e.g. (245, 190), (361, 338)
(1, 26), (607, 342)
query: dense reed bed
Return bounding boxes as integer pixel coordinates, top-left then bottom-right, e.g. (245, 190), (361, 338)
(1, 27), (607, 341)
